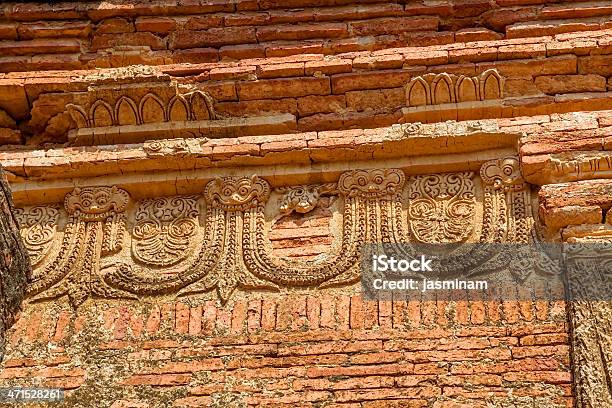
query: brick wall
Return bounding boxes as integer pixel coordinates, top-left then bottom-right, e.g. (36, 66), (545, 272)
(0, 291), (573, 407)
(1, 0), (611, 72)
(0, 191), (576, 407)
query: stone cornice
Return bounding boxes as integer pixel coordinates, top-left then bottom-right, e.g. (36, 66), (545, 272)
(1, 120), (520, 205)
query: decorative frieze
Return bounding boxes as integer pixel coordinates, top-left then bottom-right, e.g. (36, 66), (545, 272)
(16, 159), (533, 307)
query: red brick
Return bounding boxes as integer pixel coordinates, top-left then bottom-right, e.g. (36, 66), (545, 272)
(305, 59), (352, 75)
(225, 12), (270, 26)
(135, 17), (178, 33)
(542, 3), (612, 19)
(512, 345), (571, 359)
(503, 371), (572, 383)
(297, 95), (346, 116)
(0, 39), (81, 56)
(209, 66), (256, 80)
(175, 303), (190, 334)
(258, 62), (305, 78)
(238, 77), (330, 100)
(169, 28), (256, 49)
(354, 54), (403, 70)
(0, 23), (18, 40)
(349, 17), (438, 36)
(345, 88), (404, 111)
(331, 70), (413, 93)
(257, 22), (349, 41)
(219, 44), (266, 59)
(578, 54), (612, 76)
(95, 18), (134, 34)
(122, 374), (192, 386)
(481, 7), (540, 32)
(173, 47), (219, 64)
(18, 21), (92, 39)
(184, 15), (224, 30)
(91, 32), (165, 51)
(455, 28), (503, 42)
(520, 333), (569, 346)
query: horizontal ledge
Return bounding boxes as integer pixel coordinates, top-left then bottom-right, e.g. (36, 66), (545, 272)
(7, 147), (516, 206)
(2, 120), (521, 181)
(69, 113), (297, 145)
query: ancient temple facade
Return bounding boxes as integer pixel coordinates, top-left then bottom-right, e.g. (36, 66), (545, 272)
(0, 1), (611, 407)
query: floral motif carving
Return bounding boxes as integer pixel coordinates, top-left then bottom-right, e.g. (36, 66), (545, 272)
(132, 196), (199, 267)
(14, 206), (59, 266)
(407, 173), (476, 243)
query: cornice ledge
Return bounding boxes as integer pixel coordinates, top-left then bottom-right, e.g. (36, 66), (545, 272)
(1, 119), (522, 205)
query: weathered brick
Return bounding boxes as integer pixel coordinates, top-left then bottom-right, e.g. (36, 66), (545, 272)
(349, 17), (439, 36)
(331, 70), (413, 93)
(257, 22), (349, 41)
(238, 77), (331, 100)
(535, 74), (607, 94)
(91, 32), (165, 51)
(169, 28), (256, 49)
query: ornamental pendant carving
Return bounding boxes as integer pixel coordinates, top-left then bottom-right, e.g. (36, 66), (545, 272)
(26, 186), (134, 308)
(407, 172), (476, 243)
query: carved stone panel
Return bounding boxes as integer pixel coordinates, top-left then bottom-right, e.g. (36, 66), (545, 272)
(14, 205), (59, 266)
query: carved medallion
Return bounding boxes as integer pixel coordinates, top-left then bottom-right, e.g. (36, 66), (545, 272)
(407, 172), (476, 243)
(132, 196), (199, 267)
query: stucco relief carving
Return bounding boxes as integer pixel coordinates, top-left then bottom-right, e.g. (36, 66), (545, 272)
(277, 184), (336, 216)
(562, 233), (612, 408)
(24, 187), (134, 308)
(17, 158), (533, 307)
(407, 173), (476, 243)
(405, 69), (504, 107)
(132, 196), (199, 267)
(14, 205), (59, 266)
(66, 90), (217, 129)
